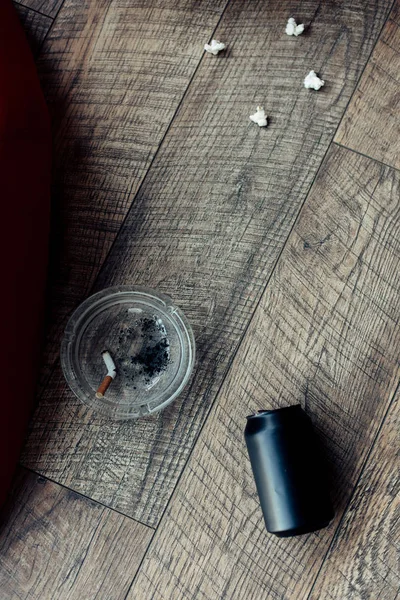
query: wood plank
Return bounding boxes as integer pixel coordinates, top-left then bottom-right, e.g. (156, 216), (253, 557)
(309, 390), (400, 600)
(0, 468), (153, 599)
(23, 0), (394, 527)
(125, 144), (400, 599)
(392, 0), (400, 25)
(14, 0), (64, 19)
(13, 2), (52, 57)
(335, 1), (400, 169)
(36, 0), (229, 385)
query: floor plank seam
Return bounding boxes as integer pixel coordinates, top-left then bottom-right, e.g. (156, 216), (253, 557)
(13, 0), (54, 21)
(122, 529), (157, 600)
(90, 0), (233, 285)
(101, 26), (399, 544)
(22, 465), (156, 531)
(332, 0), (397, 145)
(133, 0), (400, 541)
(333, 141), (400, 173)
(121, 132), (347, 568)
(33, 0), (398, 404)
(31, 0), (64, 55)
(120, 81), (400, 585)
(35, 0), (233, 398)
(305, 378), (400, 600)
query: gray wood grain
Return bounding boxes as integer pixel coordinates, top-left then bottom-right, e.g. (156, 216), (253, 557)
(309, 390), (400, 600)
(35, 0), (229, 387)
(392, 0), (400, 24)
(0, 468), (153, 600)
(23, 0), (393, 528)
(127, 145), (400, 599)
(14, 0), (64, 19)
(13, 2), (52, 56)
(336, 0), (400, 169)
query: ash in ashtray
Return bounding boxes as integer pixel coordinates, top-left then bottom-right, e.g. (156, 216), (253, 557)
(131, 317), (170, 379)
(116, 315), (170, 389)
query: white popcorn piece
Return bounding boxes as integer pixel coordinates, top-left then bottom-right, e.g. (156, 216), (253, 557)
(304, 70), (325, 90)
(250, 106), (268, 127)
(204, 39), (226, 55)
(285, 17), (305, 36)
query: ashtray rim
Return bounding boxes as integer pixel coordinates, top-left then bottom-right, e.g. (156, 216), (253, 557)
(60, 285), (196, 420)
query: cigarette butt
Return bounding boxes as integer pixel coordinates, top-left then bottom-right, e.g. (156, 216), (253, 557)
(96, 375), (113, 398)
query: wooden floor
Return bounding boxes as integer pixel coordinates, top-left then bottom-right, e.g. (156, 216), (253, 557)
(2, 0), (399, 598)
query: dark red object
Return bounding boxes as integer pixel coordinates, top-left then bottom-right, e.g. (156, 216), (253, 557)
(0, 1), (51, 506)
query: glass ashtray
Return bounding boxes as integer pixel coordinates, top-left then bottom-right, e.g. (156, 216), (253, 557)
(60, 286), (195, 420)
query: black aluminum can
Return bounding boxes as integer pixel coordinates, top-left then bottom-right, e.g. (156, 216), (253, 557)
(244, 404), (334, 537)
